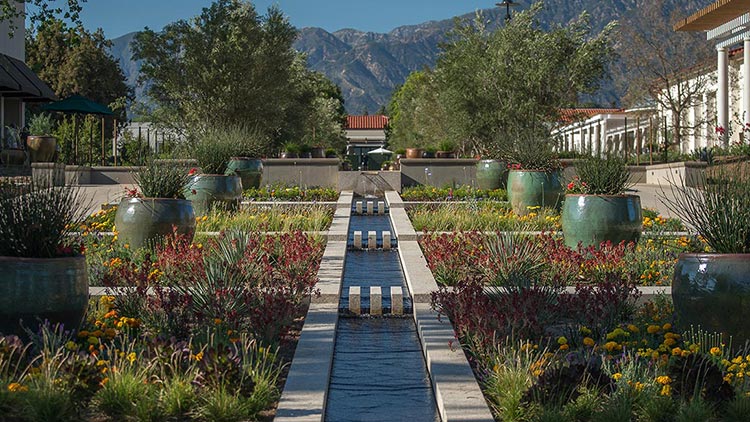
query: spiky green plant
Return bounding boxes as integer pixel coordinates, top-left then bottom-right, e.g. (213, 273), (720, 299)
(28, 113), (55, 136)
(0, 179), (86, 257)
(187, 124), (270, 174)
(574, 156), (631, 195)
(133, 160), (191, 198)
(659, 163), (750, 253)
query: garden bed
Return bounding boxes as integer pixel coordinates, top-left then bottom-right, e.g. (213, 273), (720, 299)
(400, 185), (507, 202)
(0, 230), (325, 422)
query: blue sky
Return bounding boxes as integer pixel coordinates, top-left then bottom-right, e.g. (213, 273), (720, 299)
(78, 0), (495, 39)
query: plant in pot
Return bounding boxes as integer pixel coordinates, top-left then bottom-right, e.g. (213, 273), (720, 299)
(325, 148), (338, 159)
(0, 125), (27, 166)
(26, 113), (57, 163)
(422, 146), (437, 159)
(0, 179), (88, 335)
(436, 140), (457, 159)
(183, 126), (244, 216)
(115, 160), (196, 250)
(299, 143), (313, 158)
(660, 163), (750, 345)
(561, 156), (640, 248)
(501, 135), (563, 216)
(281, 142), (300, 158)
(224, 125), (269, 190)
(405, 146), (423, 159)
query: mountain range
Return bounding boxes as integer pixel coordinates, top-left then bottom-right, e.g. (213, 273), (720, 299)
(108, 0), (713, 115)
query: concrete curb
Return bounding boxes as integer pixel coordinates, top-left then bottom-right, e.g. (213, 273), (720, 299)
(275, 191), (352, 422)
(386, 191), (495, 422)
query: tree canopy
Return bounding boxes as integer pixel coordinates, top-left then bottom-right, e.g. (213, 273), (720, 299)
(132, 0), (346, 151)
(388, 2), (617, 160)
(25, 17), (131, 117)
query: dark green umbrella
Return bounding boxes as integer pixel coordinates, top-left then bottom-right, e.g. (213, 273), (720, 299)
(40, 95), (114, 164)
(41, 94), (113, 115)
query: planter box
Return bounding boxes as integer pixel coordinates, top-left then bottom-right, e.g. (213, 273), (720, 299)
(400, 158), (478, 188)
(31, 162), (65, 186)
(338, 170), (401, 195)
(646, 161), (706, 187)
(262, 158), (340, 189)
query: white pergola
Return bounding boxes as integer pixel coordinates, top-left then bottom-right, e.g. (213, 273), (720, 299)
(676, 0), (750, 144)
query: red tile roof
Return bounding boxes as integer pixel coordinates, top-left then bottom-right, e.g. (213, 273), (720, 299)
(346, 115), (389, 129)
(558, 108), (625, 124)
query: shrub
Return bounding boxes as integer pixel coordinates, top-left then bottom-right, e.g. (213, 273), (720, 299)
(133, 160), (191, 198)
(28, 113), (55, 136)
(571, 156), (631, 195)
(659, 162), (750, 253)
(186, 124), (270, 174)
(0, 179), (86, 258)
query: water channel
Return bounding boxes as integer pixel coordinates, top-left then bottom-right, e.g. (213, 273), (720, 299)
(324, 198), (439, 422)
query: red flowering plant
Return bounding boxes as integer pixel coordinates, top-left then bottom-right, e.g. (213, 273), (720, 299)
(565, 176), (588, 194)
(102, 229), (323, 345)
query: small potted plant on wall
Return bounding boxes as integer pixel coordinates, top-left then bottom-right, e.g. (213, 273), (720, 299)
(0, 125), (27, 166)
(183, 125), (244, 216)
(26, 113), (57, 163)
(436, 140), (457, 158)
(115, 160), (196, 250)
(281, 142), (300, 158)
(661, 163), (750, 344)
(0, 179), (88, 335)
(561, 156), (641, 248)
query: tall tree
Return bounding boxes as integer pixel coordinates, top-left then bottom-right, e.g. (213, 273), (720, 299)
(0, 0), (85, 35)
(25, 17), (131, 115)
(132, 0), (298, 138)
(388, 2), (616, 159)
(618, 0), (715, 151)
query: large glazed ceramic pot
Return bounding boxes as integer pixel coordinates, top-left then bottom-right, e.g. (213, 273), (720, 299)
(114, 197), (196, 249)
(561, 194), (642, 248)
(0, 148), (26, 166)
(0, 256), (88, 336)
(476, 159), (506, 190)
(26, 136), (57, 163)
(184, 174), (242, 216)
(672, 254), (750, 345)
(507, 169), (563, 216)
(405, 148), (423, 159)
(226, 157), (263, 190)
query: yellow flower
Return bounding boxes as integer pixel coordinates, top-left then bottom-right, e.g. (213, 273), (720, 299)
(656, 375), (672, 385)
(583, 337), (596, 347)
(627, 324), (639, 333)
(559, 344), (569, 351)
(647, 325), (661, 334)
(557, 336), (568, 345)
(662, 323), (672, 331)
(660, 384), (671, 396)
(604, 341), (621, 352)
(127, 352), (136, 364)
(7, 383), (27, 392)
(612, 373), (623, 381)
(195, 351), (204, 361)
(671, 347), (683, 356)
(710, 347), (722, 357)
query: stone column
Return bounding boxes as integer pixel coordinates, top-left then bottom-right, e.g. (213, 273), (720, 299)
(718, 46), (729, 146)
(594, 122), (601, 157)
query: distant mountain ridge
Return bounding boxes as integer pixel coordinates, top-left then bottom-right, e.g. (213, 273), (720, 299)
(108, 0), (713, 115)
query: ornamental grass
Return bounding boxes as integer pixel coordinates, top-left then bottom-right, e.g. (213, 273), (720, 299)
(660, 162), (750, 253)
(196, 204), (333, 232)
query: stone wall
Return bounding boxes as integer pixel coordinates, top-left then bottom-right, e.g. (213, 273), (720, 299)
(399, 158), (478, 188)
(261, 158), (339, 188)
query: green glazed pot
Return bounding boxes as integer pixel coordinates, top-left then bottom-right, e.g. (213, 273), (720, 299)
(561, 194), (642, 249)
(672, 254), (750, 345)
(507, 170), (563, 216)
(226, 157), (263, 190)
(114, 197), (196, 249)
(0, 255), (88, 336)
(476, 159), (506, 190)
(184, 174), (242, 216)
